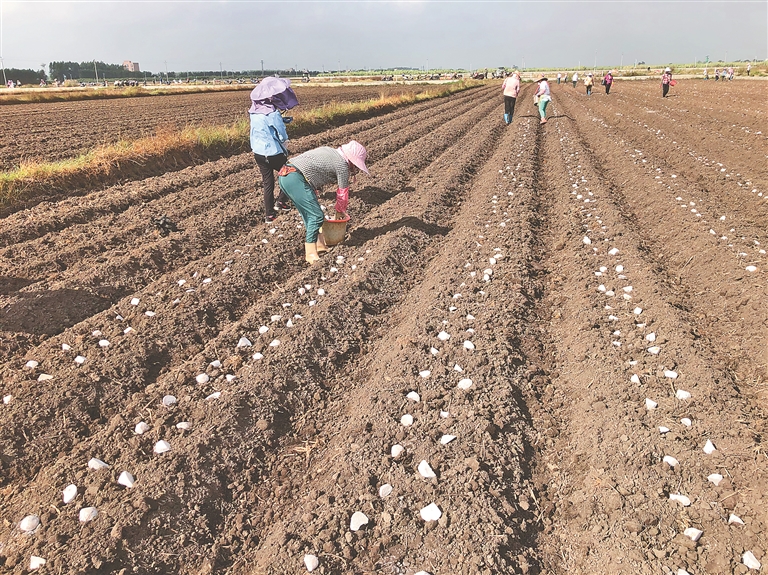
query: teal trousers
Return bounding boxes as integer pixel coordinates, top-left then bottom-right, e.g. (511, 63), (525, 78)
(278, 168), (325, 243)
(538, 98), (549, 119)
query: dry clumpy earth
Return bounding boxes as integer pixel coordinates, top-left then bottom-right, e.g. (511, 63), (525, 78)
(0, 79), (767, 575)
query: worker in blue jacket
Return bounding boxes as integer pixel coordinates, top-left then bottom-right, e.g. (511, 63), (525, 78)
(248, 77), (298, 222)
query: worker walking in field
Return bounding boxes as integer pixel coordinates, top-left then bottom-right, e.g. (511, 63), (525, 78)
(534, 74), (551, 124)
(584, 73), (594, 96)
(249, 77), (298, 222)
(603, 70), (613, 94)
(572, 71), (578, 88)
(277, 141), (370, 264)
(661, 67), (673, 97)
(501, 70), (521, 125)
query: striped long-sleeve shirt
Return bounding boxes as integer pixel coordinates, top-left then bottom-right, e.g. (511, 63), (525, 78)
(290, 147), (350, 190)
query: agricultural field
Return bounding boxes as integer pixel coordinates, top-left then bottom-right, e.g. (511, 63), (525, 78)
(0, 84), (434, 171)
(0, 80), (766, 574)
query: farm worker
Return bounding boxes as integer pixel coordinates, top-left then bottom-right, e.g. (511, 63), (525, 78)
(704, 68), (709, 80)
(603, 71), (614, 94)
(661, 67), (672, 97)
(534, 75), (551, 124)
(249, 77), (299, 223)
(277, 140), (370, 264)
(572, 71), (578, 88)
(584, 73), (594, 96)
(747, 63), (751, 76)
(501, 70), (521, 125)
(556, 72), (561, 84)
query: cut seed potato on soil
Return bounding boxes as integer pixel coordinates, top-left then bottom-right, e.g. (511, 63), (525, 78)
(0, 81), (766, 575)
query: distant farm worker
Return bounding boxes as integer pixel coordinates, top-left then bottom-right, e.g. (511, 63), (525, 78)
(534, 74), (551, 124)
(501, 70), (521, 125)
(661, 67), (672, 97)
(249, 77), (299, 222)
(704, 68), (709, 80)
(603, 70), (614, 94)
(747, 63), (751, 76)
(556, 72), (561, 84)
(572, 71), (578, 88)
(584, 73), (594, 96)
(714, 68), (720, 81)
(277, 140), (370, 264)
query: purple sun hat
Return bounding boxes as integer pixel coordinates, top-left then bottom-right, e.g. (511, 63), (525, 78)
(249, 77), (298, 114)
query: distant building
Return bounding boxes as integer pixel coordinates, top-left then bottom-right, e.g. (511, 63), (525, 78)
(123, 61), (140, 73)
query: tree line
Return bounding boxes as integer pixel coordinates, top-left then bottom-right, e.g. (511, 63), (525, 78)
(49, 61), (145, 81)
(4, 60), (428, 85)
(2, 67), (46, 84)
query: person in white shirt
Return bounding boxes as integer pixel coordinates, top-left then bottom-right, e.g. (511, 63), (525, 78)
(572, 71), (579, 88)
(534, 74), (552, 124)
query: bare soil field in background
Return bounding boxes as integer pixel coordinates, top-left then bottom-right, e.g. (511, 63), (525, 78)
(0, 84), (435, 171)
(0, 80), (766, 575)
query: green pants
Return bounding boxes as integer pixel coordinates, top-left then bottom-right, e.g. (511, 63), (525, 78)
(538, 98), (549, 119)
(278, 168), (325, 243)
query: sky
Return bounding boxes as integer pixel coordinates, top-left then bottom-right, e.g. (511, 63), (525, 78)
(1, 0), (766, 74)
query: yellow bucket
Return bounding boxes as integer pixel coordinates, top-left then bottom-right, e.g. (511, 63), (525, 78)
(321, 214), (350, 246)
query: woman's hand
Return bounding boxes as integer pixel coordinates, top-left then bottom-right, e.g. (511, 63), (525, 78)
(335, 187), (349, 214)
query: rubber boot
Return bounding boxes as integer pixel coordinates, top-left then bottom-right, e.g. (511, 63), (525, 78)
(304, 242), (320, 265)
(316, 231), (329, 253)
(504, 113), (510, 125)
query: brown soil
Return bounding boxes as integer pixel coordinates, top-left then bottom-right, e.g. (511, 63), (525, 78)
(0, 80), (766, 575)
(0, 84), (439, 171)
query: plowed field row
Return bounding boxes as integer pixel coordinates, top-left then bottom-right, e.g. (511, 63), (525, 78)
(531, 83), (767, 574)
(0, 86), (496, 370)
(0, 84), (441, 171)
(0, 80), (766, 575)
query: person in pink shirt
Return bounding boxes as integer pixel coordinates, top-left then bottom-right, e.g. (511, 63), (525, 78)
(603, 71), (614, 94)
(501, 70), (521, 125)
(661, 67), (672, 97)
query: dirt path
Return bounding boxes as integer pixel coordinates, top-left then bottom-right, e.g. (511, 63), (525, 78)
(0, 80), (766, 575)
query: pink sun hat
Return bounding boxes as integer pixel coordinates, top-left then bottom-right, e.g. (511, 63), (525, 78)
(339, 140), (370, 175)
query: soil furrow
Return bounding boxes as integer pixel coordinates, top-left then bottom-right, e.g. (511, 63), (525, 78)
(237, 112), (547, 574)
(0, 85), (451, 171)
(0, 86), (502, 490)
(1, 80), (767, 575)
(529, 92), (767, 575)
(0, 88), (497, 369)
(0, 85), (509, 574)
(553, 89), (768, 379)
(558, 82), (768, 211)
(0, 86), (489, 249)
